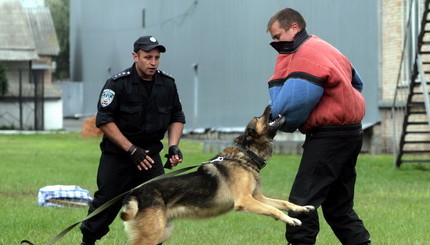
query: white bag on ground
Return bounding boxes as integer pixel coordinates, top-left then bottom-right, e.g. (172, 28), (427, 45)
(38, 185), (93, 208)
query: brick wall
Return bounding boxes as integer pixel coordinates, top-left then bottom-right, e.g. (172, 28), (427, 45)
(379, 0), (406, 153)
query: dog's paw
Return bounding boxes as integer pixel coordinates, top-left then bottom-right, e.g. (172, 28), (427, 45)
(286, 217), (302, 226)
(280, 214), (302, 226)
(290, 205), (315, 213)
(301, 205), (315, 212)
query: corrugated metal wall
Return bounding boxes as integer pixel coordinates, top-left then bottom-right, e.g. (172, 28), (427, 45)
(53, 81), (83, 117)
(70, 0), (380, 130)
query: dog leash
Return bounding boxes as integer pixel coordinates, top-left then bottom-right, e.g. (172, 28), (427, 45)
(20, 164), (200, 245)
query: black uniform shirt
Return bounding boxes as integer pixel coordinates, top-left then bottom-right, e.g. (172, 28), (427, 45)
(96, 64), (186, 154)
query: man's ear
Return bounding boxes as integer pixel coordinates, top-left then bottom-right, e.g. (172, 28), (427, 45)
(290, 22), (300, 34)
(132, 51), (139, 62)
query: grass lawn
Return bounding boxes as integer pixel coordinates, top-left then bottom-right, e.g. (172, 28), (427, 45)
(1, 133), (430, 245)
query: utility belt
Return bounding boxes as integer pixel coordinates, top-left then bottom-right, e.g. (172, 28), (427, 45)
(307, 123), (363, 138)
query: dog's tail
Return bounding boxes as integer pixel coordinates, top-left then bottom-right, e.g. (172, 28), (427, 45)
(120, 196), (138, 221)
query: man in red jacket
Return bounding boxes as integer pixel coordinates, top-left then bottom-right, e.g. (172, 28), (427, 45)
(266, 8), (371, 245)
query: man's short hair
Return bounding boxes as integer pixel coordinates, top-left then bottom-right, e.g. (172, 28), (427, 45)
(267, 8), (307, 32)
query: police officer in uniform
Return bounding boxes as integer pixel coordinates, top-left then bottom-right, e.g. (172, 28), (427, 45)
(80, 35), (186, 245)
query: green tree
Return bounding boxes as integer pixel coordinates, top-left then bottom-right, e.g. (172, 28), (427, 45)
(0, 63), (8, 95)
(45, 0), (69, 80)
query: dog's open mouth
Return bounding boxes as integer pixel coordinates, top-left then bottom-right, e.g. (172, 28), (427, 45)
(269, 114), (285, 128)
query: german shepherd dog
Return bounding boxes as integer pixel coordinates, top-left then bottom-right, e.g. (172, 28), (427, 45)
(120, 106), (315, 245)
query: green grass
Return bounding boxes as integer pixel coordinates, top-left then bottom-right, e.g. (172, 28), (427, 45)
(1, 133), (430, 244)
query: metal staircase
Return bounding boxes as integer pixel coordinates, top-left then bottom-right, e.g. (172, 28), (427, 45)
(393, 0), (430, 167)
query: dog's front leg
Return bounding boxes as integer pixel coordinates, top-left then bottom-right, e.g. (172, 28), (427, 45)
(253, 192), (314, 213)
(234, 195), (303, 226)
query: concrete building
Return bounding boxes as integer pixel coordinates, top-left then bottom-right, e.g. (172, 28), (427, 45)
(66, 0), (421, 155)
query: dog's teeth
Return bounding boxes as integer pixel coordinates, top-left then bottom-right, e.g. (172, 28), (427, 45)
(269, 116), (280, 126)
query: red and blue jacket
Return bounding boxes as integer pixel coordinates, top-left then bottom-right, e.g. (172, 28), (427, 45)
(268, 29), (365, 133)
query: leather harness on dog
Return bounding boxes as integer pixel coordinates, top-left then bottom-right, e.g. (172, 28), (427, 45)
(235, 145), (267, 172)
(204, 145), (267, 172)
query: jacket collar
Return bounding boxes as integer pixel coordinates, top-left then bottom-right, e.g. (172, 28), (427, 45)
(270, 29), (310, 54)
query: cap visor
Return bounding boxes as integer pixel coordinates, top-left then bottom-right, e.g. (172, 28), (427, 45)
(141, 45), (166, 53)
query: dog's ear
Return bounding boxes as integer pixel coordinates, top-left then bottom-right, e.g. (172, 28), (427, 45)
(234, 127), (257, 147)
(235, 117), (259, 146)
(234, 134), (245, 145)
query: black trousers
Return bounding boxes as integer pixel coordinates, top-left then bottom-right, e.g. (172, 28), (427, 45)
(80, 152), (164, 242)
(286, 125), (370, 245)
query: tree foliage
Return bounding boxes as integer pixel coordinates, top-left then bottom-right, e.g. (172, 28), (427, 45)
(45, 0), (70, 80)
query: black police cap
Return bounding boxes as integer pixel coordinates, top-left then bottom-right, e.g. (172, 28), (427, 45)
(133, 36), (166, 53)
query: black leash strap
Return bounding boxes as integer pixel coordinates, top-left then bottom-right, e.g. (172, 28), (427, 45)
(20, 165), (199, 245)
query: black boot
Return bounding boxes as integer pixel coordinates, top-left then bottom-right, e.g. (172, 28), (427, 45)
(80, 241), (95, 245)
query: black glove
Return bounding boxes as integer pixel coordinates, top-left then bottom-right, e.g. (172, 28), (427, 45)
(164, 145), (183, 169)
(128, 145), (147, 166)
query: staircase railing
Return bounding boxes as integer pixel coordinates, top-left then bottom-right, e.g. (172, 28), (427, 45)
(417, 54), (430, 127)
(392, 0), (427, 167)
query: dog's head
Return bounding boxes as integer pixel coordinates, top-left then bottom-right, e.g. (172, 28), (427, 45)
(234, 106), (284, 154)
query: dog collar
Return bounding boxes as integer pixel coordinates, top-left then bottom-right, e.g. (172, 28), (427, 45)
(235, 145), (267, 171)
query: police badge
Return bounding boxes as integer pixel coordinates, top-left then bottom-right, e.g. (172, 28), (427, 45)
(100, 89), (115, 107)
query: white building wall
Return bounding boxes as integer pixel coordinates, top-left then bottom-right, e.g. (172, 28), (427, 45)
(0, 99), (62, 130)
(44, 100), (63, 130)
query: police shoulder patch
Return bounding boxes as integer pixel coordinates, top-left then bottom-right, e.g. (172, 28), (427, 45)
(100, 89), (115, 107)
(157, 70), (174, 79)
(112, 69), (131, 80)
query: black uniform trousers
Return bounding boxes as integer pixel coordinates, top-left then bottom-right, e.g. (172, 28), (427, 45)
(80, 152), (164, 243)
(285, 124), (370, 245)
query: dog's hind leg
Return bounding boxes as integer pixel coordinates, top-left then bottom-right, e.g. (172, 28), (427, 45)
(253, 192), (314, 213)
(234, 195), (304, 226)
(126, 208), (167, 245)
(157, 221), (174, 244)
